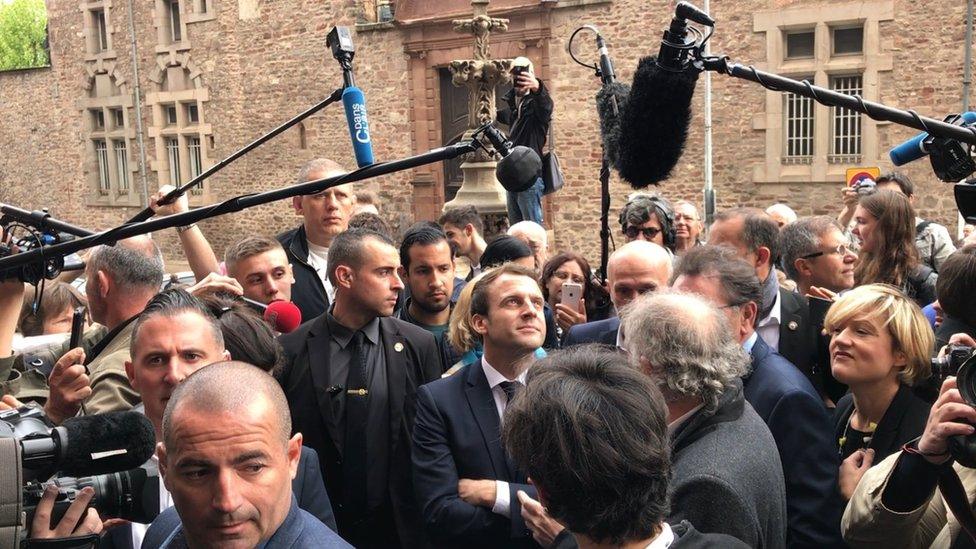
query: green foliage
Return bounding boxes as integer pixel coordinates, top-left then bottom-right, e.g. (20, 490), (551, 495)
(0, 0), (50, 71)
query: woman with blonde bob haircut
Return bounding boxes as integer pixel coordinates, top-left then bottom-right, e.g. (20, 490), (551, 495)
(825, 283), (934, 500)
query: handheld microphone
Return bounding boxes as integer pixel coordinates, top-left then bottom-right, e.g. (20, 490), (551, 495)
(328, 26), (375, 168)
(241, 297), (303, 333)
(889, 111), (976, 166)
(482, 124), (543, 192)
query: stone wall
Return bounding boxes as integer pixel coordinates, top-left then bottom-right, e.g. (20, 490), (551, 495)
(0, 0), (971, 267)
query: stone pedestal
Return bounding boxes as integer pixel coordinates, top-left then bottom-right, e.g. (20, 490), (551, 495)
(444, 160), (507, 214)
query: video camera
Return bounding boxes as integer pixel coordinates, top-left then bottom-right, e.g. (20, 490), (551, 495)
(0, 406), (158, 547)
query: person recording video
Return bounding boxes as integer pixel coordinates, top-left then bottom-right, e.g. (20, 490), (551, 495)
(497, 57), (552, 225)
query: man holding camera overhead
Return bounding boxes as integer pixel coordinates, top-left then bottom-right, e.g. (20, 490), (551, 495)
(497, 57), (552, 225)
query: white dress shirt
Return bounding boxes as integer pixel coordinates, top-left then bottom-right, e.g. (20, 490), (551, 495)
(306, 241), (336, 303)
(481, 358), (528, 519)
(756, 290), (781, 351)
(646, 522), (675, 548)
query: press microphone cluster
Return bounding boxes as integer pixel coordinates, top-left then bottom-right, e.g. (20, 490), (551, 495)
(482, 124), (543, 193)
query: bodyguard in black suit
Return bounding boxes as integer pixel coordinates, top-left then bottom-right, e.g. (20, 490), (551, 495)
(278, 228), (442, 548)
(412, 264), (545, 548)
(562, 240), (672, 347)
(673, 246), (843, 548)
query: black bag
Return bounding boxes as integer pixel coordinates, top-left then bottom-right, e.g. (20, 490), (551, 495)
(541, 125), (564, 195)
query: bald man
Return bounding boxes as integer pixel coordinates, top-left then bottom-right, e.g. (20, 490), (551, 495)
(147, 362), (351, 548)
(766, 204), (798, 229)
(507, 221), (549, 271)
(562, 241), (672, 347)
(277, 158), (354, 321)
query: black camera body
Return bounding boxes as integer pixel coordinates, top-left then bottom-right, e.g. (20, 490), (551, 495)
(941, 349), (976, 467)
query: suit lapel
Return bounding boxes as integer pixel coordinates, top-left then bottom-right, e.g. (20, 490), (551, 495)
(381, 318), (407, 451)
(306, 316), (343, 456)
(778, 290), (803, 353)
(465, 360), (509, 480)
(601, 318), (621, 346)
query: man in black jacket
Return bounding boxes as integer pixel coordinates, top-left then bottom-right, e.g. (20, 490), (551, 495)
(497, 56), (552, 224)
(277, 158), (355, 322)
(278, 228), (442, 548)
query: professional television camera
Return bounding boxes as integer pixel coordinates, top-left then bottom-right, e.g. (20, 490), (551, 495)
(0, 406), (157, 548)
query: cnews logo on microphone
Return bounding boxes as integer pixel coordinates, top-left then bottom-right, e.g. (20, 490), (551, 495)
(352, 102), (370, 144)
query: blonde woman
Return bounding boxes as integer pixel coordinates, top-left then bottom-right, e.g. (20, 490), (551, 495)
(825, 284), (934, 499)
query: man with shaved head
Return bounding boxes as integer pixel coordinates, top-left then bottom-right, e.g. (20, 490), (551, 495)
(562, 240), (672, 347)
(148, 362), (351, 548)
(278, 158), (354, 321)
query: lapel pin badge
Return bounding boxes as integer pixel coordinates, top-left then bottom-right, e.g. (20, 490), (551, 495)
(788, 321), (798, 331)
(394, 342), (404, 352)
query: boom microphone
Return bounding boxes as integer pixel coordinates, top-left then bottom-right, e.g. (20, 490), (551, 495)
(328, 26), (375, 167)
(596, 81), (630, 167)
(889, 111), (976, 166)
(242, 297), (303, 333)
(482, 124), (543, 192)
(615, 55), (699, 188)
(17, 411), (156, 480)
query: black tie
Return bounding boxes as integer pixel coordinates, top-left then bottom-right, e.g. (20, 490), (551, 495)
(499, 380), (521, 480)
(343, 330), (369, 513)
(500, 380), (521, 407)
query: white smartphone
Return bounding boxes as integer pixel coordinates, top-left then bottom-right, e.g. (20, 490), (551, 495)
(561, 282), (583, 308)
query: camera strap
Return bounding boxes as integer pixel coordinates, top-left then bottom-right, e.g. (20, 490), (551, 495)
(938, 466), (976, 545)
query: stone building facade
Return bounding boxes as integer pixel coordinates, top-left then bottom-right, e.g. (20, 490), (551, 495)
(0, 0), (972, 264)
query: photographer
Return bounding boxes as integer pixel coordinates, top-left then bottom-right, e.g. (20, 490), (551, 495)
(842, 353), (976, 547)
(497, 57), (552, 224)
(933, 245), (976, 349)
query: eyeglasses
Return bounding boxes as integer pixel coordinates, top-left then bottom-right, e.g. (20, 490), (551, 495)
(800, 244), (854, 260)
(552, 270), (586, 284)
(624, 226), (662, 240)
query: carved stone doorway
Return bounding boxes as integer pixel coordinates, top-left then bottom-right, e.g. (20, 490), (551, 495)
(438, 67), (512, 203)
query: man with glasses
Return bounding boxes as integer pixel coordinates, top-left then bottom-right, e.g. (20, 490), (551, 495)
(780, 216), (857, 297)
(672, 245), (843, 549)
(618, 194), (676, 253)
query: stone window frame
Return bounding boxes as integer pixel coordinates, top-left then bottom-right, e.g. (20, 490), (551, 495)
(146, 60), (213, 205)
(81, 0), (117, 62)
(80, 69), (140, 207)
(752, 1), (893, 185)
(154, 0), (192, 54)
(186, 0), (216, 24)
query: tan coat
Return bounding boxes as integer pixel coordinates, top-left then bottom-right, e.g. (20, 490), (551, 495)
(842, 450), (976, 548)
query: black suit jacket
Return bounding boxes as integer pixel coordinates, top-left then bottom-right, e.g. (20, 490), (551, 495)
(745, 337), (844, 548)
(412, 359), (538, 548)
(278, 314), (442, 548)
(833, 384), (930, 463)
(776, 289), (815, 379)
(278, 225), (329, 323)
(562, 317), (619, 347)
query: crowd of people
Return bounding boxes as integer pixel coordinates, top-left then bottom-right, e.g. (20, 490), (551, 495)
(3, 59), (976, 549)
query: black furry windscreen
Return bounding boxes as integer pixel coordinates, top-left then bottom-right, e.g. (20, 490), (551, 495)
(615, 56), (699, 188)
(595, 81), (631, 167)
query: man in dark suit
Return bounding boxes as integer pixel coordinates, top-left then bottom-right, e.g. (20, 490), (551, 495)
(277, 158), (355, 322)
(412, 264), (544, 548)
(151, 362), (352, 548)
(624, 291), (787, 548)
(279, 228), (442, 548)
(673, 245), (843, 548)
(563, 240), (671, 347)
(709, 208), (816, 378)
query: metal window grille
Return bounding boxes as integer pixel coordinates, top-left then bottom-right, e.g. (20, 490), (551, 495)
(95, 140), (110, 194)
(114, 140), (129, 193)
(829, 75), (863, 163)
(188, 136), (203, 194)
(167, 137), (182, 185)
(784, 87), (814, 163)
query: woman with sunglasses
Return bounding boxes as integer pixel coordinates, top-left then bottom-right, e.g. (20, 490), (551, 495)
(825, 284), (933, 500)
(852, 190), (937, 307)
